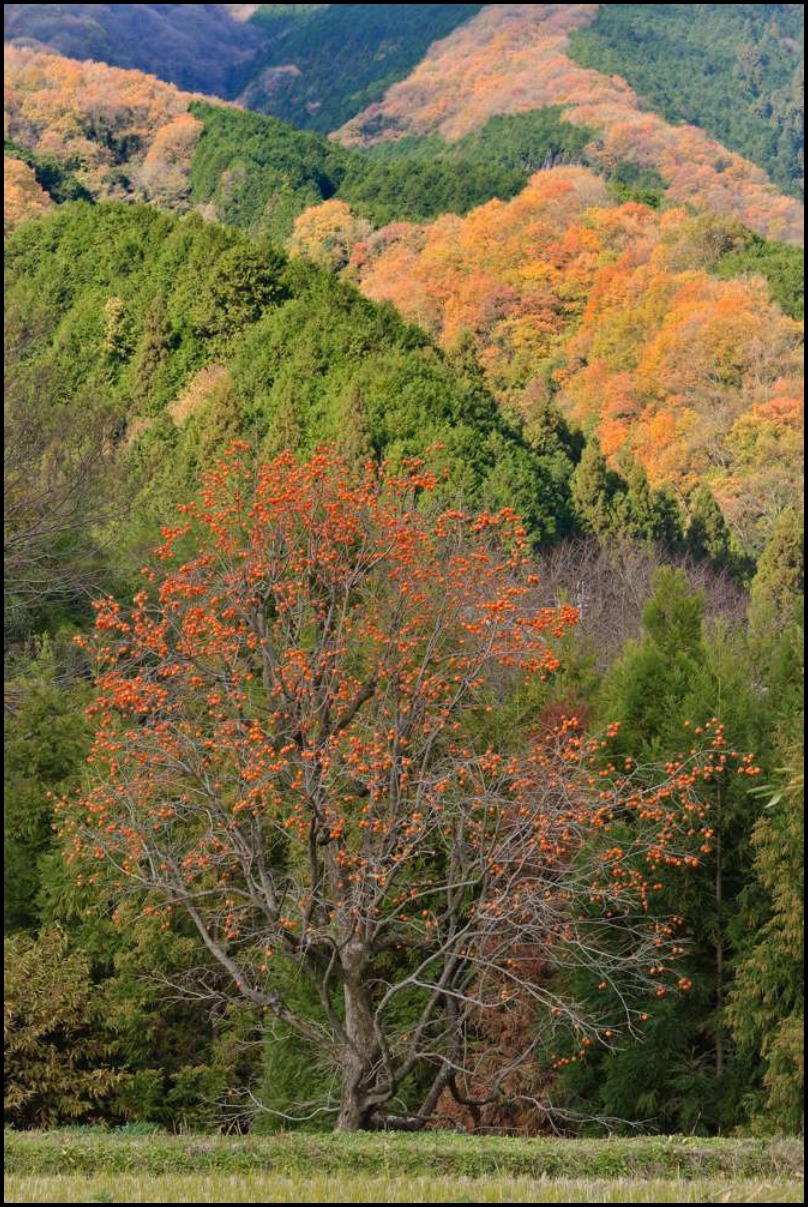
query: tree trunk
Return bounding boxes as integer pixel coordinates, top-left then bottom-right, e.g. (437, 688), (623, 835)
(335, 940), (380, 1132)
(336, 1076), (370, 1132)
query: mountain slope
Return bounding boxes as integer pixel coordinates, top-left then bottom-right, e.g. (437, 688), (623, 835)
(2, 47), (588, 238)
(568, 3), (804, 200)
(239, 3), (484, 131)
(338, 3), (804, 244)
(3, 47), (202, 215)
(3, 3), (486, 131)
(323, 167), (804, 550)
(4, 201), (577, 544)
(3, 2), (261, 95)
(5, 44), (803, 553)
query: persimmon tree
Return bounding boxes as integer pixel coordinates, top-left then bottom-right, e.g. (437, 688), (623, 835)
(64, 445), (727, 1131)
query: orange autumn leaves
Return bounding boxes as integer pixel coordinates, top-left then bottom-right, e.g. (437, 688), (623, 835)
(560, 256), (803, 543)
(3, 155), (51, 235)
(300, 170), (803, 545)
(338, 169), (610, 391)
(338, 2), (803, 244)
(4, 46), (202, 215)
(67, 447), (572, 882)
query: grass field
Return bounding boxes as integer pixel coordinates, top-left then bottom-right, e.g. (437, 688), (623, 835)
(5, 1132), (804, 1204)
(4, 1172), (806, 1202)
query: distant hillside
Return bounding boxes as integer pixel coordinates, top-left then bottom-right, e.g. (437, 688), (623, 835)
(5, 6), (804, 243)
(5, 4), (803, 208)
(3, 3), (485, 131)
(298, 168), (804, 551)
(2, 47), (590, 238)
(568, 3), (804, 200)
(3, 48), (203, 222)
(4, 43), (803, 554)
(3, 2), (261, 95)
(240, 3), (484, 131)
(339, 3), (804, 245)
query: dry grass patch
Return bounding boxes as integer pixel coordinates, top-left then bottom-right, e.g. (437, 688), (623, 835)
(166, 365), (231, 427)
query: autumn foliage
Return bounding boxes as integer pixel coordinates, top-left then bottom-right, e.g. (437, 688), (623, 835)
(3, 155), (51, 235)
(3, 46), (202, 212)
(324, 169), (804, 547)
(338, 3), (803, 244)
(59, 445), (755, 1130)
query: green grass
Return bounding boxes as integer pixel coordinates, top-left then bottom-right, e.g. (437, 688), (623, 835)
(3, 1172), (806, 1203)
(4, 1132), (803, 1180)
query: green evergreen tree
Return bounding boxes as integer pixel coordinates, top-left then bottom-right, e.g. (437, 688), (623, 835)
(750, 508), (804, 627)
(191, 243), (289, 344)
(337, 384), (375, 465)
(4, 649), (91, 934)
(570, 437), (626, 542)
(728, 734), (804, 1134)
(555, 569), (764, 1132)
(686, 485), (735, 574)
(132, 293), (172, 408)
(618, 456), (682, 547)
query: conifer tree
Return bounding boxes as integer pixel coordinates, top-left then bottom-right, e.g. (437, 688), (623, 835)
(686, 485), (735, 574)
(570, 438), (625, 542)
(619, 457), (682, 547)
(554, 568), (763, 1132)
(728, 735), (804, 1133)
(133, 293), (171, 406)
(750, 508), (804, 626)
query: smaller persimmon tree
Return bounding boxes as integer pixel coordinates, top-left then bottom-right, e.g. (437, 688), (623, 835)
(63, 445), (726, 1131)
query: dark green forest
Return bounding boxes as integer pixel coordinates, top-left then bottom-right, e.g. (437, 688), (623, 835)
(242, 3), (485, 131)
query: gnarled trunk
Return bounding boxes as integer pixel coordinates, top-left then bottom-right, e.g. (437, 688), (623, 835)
(335, 940), (380, 1131)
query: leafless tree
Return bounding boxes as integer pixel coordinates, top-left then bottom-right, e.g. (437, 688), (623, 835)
(534, 537), (747, 667)
(4, 394), (119, 638)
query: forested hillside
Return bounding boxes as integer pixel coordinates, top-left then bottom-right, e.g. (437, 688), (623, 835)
(3, 2), (805, 1148)
(3, 48), (588, 238)
(3, 46), (591, 237)
(568, 4), (804, 199)
(5, 45), (804, 553)
(3, 2), (262, 95)
(4, 202), (565, 538)
(239, 3), (485, 130)
(5, 3), (804, 202)
(331, 168), (803, 551)
(3, 3), (485, 130)
(3, 48), (202, 214)
(339, 4), (804, 244)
